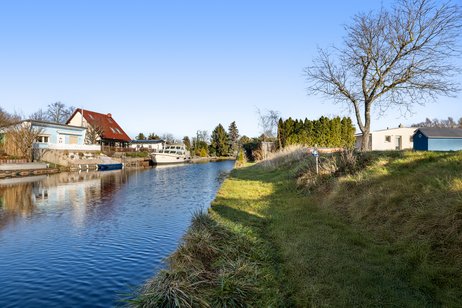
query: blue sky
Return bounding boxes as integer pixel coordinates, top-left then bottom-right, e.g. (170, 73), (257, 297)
(0, 0), (461, 139)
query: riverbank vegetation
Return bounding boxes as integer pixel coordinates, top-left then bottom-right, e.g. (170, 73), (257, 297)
(135, 149), (462, 306)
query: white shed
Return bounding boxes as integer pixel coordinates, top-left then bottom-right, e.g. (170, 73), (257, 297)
(355, 126), (418, 151)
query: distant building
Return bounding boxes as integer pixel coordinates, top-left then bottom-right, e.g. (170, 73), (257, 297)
(130, 139), (164, 152)
(0, 119), (100, 160)
(67, 109), (131, 147)
(355, 125), (417, 151)
(413, 127), (462, 151)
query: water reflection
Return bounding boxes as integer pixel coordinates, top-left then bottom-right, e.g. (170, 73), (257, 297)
(0, 161), (235, 308)
(0, 170), (131, 230)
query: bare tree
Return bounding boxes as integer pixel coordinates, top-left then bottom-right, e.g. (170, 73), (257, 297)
(161, 133), (176, 144)
(47, 102), (75, 123)
(29, 108), (48, 121)
(0, 107), (17, 126)
(196, 130), (209, 143)
(305, 0), (462, 151)
(257, 108), (280, 139)
(412, 116), (462, 128)
(4, 122), (43, 161)
(85, 121), (104, 144)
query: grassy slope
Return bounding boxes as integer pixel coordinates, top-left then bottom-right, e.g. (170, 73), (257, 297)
(136, 151), (462, 307)
(211, 151), (462, 306)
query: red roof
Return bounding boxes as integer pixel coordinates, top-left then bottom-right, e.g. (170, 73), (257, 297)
(67, 108), (131, 142)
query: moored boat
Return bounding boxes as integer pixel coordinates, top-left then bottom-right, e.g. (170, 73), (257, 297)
(151, 144), (191, 165)
(97, 163), (123, 171)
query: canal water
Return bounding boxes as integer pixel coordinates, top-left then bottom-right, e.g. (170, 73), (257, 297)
(0, 161), (234, 307)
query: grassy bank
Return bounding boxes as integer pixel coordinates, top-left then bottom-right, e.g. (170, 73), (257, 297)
(135, 149), (462, 306)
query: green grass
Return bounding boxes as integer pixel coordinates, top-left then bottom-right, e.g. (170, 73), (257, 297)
(135, 150), (462, 307)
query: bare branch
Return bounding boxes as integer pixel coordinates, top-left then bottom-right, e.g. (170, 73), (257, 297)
(305, 0), (462, 150)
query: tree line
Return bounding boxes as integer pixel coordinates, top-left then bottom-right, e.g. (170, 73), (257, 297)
(187, 121), (239, 157)
(277, 116), (356, 149)
(411, 117), (462, 129)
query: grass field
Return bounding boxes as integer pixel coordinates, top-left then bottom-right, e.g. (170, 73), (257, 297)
(135, 150), (462, 307)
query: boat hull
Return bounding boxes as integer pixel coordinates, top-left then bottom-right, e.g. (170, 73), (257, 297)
(151, 153), (190, 165)
(97, 163), (123, 171)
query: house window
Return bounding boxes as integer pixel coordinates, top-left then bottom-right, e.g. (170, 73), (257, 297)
(36, 136), (49, 143)
(410, 136), (413, 142)
(385, 136), (391, 142)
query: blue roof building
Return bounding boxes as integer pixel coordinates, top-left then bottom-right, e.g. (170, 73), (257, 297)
(413, 128), (462, 151)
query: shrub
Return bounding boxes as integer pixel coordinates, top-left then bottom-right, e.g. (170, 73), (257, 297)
(200, 148), (208, 157)
(235, 150), (247, 168)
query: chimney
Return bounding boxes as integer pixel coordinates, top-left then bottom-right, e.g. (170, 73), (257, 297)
(107, 113), (112, 118)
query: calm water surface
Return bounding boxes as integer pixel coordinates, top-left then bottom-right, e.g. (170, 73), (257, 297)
(0, 161), (234, 307)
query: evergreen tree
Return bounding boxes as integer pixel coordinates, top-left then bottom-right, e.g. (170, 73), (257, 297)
(228, 121), (240, 155)
(183, 136), (191, 151)
(276, 116), (355, 149)
(210, 124), (230, 157)
(304, 119), (313, 146)
(147, 132), (160, 140)
(341, 117), (356, 148)
(284, 118), (295, 146)
(330, 117), (342, 147)
(239, 135), (251, 146)
(277, 118), (285, 149)
(136, 133), (146, 140)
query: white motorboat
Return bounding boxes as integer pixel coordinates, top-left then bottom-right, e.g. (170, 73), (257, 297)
(151, 144), (191, 165)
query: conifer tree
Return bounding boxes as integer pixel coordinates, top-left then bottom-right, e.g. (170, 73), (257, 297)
(228, 121), (239, 155)
(182, 136), (191, 151)
(276, 116), (356, 149)
(210, 124), (230, 157)
(136, 133), (146, 140)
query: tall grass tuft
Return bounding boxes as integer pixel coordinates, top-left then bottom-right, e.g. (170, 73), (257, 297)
(132, 210), (271, 307)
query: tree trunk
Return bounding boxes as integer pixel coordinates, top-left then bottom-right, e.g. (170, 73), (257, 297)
(360, 131), (370, 151)
(359, 103), (372, 151)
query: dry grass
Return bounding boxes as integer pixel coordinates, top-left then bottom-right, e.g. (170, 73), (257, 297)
(134, 150), (462, 307)
(132, 210), (280, 307)
(258, 145), (308, 170)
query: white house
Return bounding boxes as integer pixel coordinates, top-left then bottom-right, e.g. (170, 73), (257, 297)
(130, 139), (164, 152)
(355, 125), (418, 151)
